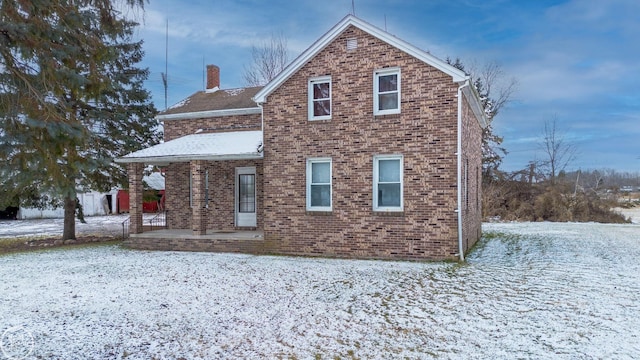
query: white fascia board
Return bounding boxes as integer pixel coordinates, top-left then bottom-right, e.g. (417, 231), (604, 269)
(115, 152), (263, 165)
(156, 107), (261, 121)
(462, 85), (489, 128)
(349, 17), (468, 82)
(253, 15), (467, 103)
(254, 16), (352, 104)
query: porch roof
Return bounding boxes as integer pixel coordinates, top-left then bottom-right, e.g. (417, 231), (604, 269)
(115, 130), (263, 165)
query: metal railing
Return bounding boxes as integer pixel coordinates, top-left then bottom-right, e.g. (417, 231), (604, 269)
(121, 211), (167, 240)
(148, 210), (167, 231)
(122, 216), (130, 239)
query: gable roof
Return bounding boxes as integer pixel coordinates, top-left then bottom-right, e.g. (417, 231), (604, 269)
(253, 15), (469, 104)
(157, 86), (262, 121)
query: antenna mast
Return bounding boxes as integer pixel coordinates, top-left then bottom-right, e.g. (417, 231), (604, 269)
(161, 19), (169, 110)
(351, 0), (355, 15)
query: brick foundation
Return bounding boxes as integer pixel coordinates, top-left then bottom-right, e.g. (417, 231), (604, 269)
(124, 237), (267, 254)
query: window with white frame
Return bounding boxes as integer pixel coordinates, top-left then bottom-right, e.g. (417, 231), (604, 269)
(373, 155), (403, 211)
(308, 76), (331, 120)
(374, 68), (400, 115)
(306, 158), (332, 211)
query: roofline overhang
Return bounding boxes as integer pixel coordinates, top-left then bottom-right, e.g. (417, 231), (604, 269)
(115, 152), (263, 165)
(254, 14), (467, 104)
(460, 82), (489, 128)
(156, 107), (261, 121)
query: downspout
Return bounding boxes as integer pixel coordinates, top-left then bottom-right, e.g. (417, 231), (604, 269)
(257, 102), (264, 154)
(456, 79), (470, 262)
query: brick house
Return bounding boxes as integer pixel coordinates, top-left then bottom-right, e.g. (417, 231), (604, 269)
(116, 15), (486, 261)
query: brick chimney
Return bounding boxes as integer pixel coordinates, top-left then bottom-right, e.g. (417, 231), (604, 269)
(206, 64), (220, 91)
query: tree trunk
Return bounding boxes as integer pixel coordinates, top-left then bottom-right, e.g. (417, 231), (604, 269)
(63, 195), (76, 240)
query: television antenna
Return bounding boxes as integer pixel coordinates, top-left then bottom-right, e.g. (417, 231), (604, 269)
(161, 19), (169, 110)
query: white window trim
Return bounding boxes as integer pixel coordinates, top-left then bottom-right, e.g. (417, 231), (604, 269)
(306, 157), (332, 211)
(373, 67), (401, 116)
(373, 154), (404, 211)
(308, 76), (332, 121)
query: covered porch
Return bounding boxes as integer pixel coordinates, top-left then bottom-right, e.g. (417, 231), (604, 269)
(124, 228), (266, 253)
(115, 130), (264, 251)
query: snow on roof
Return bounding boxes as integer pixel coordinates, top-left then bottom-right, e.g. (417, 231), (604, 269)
(116, 131), (263, 165)
(143, 172), (165, 190)
(224, 88), (245, 96)
(158, 86), (262, 118)
(167, 98), (190, 110)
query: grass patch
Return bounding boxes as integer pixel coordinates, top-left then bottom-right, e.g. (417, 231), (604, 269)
(0, 235), (122, 256)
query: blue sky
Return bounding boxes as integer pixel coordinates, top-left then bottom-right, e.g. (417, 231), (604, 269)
(133, 0), (639, 173)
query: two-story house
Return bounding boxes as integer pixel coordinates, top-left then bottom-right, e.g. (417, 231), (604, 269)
(116, 15), (486, 261)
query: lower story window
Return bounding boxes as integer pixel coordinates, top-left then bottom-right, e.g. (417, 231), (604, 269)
(306, 158), (332, 211)
(238, 174), (255, 213)
(373, 155), (403, 211)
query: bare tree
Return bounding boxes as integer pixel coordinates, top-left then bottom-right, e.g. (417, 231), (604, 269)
(243, 33), (289, 86)
(540, 116), (578, 185)
(447, 58), (518, 176)
(474, 61), (518, 119)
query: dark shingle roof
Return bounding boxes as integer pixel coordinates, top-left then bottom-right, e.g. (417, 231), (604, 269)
(160, 86), (262, 115)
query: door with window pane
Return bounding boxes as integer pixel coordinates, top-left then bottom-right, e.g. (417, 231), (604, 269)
(235, 167), (256, 227)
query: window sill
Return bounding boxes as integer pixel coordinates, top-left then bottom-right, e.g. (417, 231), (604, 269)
(306, 211), (333, 216)
(373, 211), (404, 217)
(374, 111), (401, 117)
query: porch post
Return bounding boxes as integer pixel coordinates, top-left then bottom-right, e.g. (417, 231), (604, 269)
(191, 160), (207, 235)
(128, 162), (145, 234)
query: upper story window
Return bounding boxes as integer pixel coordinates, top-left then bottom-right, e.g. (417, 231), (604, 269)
(373, 155), (403, 211)
(306, 158), (332, 211)
(374, 68), (401, 115)
(308, 76), (331, 120)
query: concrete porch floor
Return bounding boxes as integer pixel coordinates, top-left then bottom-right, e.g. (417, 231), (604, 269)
(131, 229), (263, 240)
(124, 229), (267, 253)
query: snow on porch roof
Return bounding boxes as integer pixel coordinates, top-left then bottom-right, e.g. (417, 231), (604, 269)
(115, 131), (263, 165)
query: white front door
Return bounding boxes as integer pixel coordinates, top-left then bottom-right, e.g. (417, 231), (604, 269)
(235, 167), (257, 227)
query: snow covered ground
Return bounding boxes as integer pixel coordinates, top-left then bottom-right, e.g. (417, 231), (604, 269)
(1, 221), (639, 359)
(0, 214), (154, 238)
(615, 206), (640, 223)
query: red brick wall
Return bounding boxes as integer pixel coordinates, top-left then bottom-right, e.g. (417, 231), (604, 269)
(163, 113), (261, 141)
(460, 95), (483, 254)
(165, 160), (263, 231)
(261, 26), (463, 260)
(162, 113), (264, 233)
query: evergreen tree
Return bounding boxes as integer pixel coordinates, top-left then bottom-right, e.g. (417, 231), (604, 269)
(447, 58), (517, 179)
(0, 0), (160, 239)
